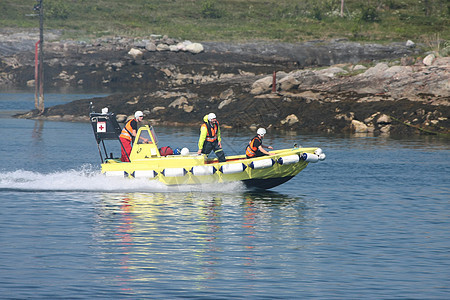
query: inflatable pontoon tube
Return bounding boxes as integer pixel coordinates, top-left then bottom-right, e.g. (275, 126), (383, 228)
(249, 158), (274, 169)
(162, 168), (187, 177)
(191, 165), (216, 176)
(277, 155), (300, 165)
(301, 153), (319, 163)
(134, 170), (157, 178)
(220, 163), (246, 174)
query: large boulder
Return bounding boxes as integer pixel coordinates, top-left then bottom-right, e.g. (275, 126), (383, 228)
(362, 63), (389, 78)
(423, 53), (435, 66)
(156, 43), (170, 51)
(279, 75), (299, 91)
(185, 43), (204, 54)
(351, 120), (369, 133)
(251, 76), (273, 95)
(127, 48), (143, 58)
(281, 114), (299, 126)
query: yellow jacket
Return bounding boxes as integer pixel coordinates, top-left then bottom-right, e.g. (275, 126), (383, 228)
(198, 114), (221, 150)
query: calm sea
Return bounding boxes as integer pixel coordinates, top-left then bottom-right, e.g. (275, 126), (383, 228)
(0, 93), (449, 299)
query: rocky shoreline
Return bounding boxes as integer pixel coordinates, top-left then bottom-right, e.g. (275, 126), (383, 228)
(1, 29), (449, 136)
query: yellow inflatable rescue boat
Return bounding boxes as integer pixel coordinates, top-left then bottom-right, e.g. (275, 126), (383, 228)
(89, 108), (325, 189)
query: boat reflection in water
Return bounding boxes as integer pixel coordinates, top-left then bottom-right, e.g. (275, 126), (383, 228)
(92, 191), (322, 293)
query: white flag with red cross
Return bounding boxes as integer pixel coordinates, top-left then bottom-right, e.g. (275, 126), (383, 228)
(97, 121), (106, 133)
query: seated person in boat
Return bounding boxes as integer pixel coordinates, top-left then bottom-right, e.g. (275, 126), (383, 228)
(119, 111), (148, 162)
(246, 128), (273, 159)
(197, 113), (226, 162)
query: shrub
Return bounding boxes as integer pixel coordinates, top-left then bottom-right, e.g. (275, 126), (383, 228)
(312, 6), (323, 21)
(360, 5), (380, 22)
(201, 0), (223, 19)
(439, 40), (450, 57)
(46, 0), (70, 20)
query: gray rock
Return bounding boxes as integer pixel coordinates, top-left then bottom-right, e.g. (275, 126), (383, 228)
(353, 65), (367, 71)
(218, 98), (234, 109)
(317, 66), (347, 78)
(219, 88), (234, 100)
(362, 63), (389, 78)
(128, 48), (143, 58)
(423, 54), (435, 66)
(279, 75), (299, 91)
(202, 40), (418, 67)
(145, 42), (157, 52)
(116, 114), (127, 123)
(351, 120), (368, 132)
(186, 43), (204, 54)
(377, 114), (391, 124)
(251, 76), (273, 95)
(156, 44), (170, 52)
(406, 40), (415, 48)
(133, 40), (147, 48)
(281, 114), (299, 126)
(169, 96), (188, 108)
(169, 45), (179, 52)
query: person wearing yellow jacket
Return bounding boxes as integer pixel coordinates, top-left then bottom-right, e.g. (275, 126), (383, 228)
(197, 113), (226, 162)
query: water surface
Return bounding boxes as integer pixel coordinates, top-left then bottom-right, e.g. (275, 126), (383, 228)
(0, 93), (449, 299)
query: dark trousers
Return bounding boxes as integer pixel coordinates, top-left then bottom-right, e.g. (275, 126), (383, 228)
(246, 150), (267, 159)
(202, 140), (226, 162)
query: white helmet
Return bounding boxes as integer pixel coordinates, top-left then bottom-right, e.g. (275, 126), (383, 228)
(257, 128), (266, 136)
(208, 113), (216, 121)
(135, 111), (144, 118)
(181, 147), (189, 156)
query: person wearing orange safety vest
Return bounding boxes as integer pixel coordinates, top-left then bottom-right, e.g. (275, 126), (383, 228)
(246, 128), (273, 159)
(119, 111), (146, 162)
(197, 113), (226, 162)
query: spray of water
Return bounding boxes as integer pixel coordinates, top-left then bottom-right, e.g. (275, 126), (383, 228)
(0, 164), (246, 193)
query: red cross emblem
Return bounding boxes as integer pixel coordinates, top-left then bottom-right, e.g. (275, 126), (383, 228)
(97, 121), (106, 133)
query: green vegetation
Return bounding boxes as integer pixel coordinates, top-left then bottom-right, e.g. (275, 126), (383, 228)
(1, 0), (448, 46)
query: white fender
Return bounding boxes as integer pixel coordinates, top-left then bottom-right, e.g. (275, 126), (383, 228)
(220, 163), (246, 174)
(318, 153), (326, 161)
(162, 168), (187, 177)
(134, 170), (157, 178)
(249, 158), (274, 169)
(104, 171), (126, 177)
(191, 165), (216, 176)
(302, 153), (319, 163)
(277, 154), (300, 165)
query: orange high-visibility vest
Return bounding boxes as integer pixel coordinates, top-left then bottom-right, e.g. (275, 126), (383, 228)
(201, 121), (219, 142)
(246, 135), (261, 157)
(119, 119), (134, 141)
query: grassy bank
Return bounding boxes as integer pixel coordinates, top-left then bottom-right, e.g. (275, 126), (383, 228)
(1, 0), (448, 46)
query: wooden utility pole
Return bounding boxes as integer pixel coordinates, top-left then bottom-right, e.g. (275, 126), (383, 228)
(34, 0), (45, 114)
(341, 0), (344, 17)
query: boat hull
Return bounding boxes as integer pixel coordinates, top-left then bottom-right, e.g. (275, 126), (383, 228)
(101, 148), (317, 189)
(242, 176), (295, 190)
